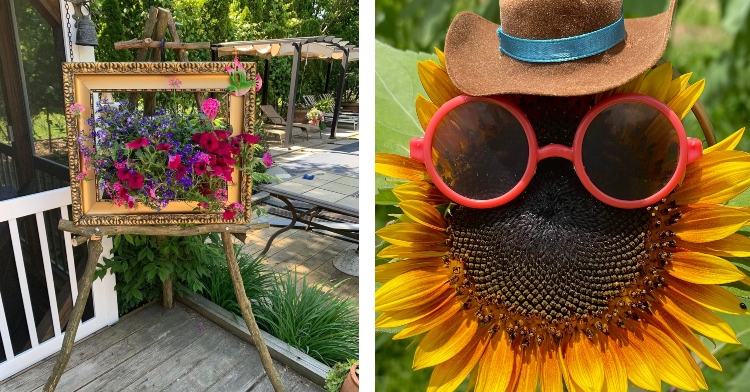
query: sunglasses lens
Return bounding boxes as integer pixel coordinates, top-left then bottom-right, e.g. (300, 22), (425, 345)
(581, 101), (680, 201)
(431, 100), (529, 201)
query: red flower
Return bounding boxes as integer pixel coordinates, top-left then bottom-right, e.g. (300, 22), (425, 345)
(168, 154), (181, 170)
(192, 133), (203, 143)
(156, 143), (173, 151)
(222, 156), (236, 166)
(125, 137), (150, 149)
(222, 208), (237, 220)
(193, 161), (208, 175)
(128, 172), (144, 189)
(215, 130), (232, 140)
(117, 185), (129, 200)
(117, 168), (131, 181)
(241, 134), (261, 144)
(222, 168), (234, 182)
(199, 133), (219, 152)
(214, 142), (232, 157)
(175, 165), (188, 179)
(230, 137), (242, 155)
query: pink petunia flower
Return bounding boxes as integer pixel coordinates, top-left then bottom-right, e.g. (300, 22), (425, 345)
(168, 154), (181, 170)
(76, 172), (86, 181)
(128, 172), (144, 189)
(193, 161), (208, 175)
(255, 73), (263, 92)
(126, 137), (150, 149)
(156, 143), (173, 151)
(199, 133), (219, 152)
(262, 152), (273, 167)
(241, 134), (261, 144)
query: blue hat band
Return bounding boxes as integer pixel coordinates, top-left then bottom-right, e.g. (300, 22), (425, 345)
(496, 13), (626, 63)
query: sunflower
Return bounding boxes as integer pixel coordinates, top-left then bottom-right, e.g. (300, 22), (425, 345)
(375, 49), (750, 392)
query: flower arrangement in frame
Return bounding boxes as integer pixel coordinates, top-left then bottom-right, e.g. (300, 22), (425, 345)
(62, 61), (260, 226)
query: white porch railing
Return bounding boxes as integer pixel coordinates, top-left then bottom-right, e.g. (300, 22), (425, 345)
(0, 187), (118, 381)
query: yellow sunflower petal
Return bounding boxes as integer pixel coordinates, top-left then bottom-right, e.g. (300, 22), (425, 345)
(666, 78), (705, 120)
(672, 206), (750, 243)
(705, 128), (745, 154)
(672, 150), (750, 204)
(435, 47), (447, 69)
(394, 299), (463, 339)
(649, 308), (722, 371)
(375, 258), (443, 283)
(466, 367), (478, 392)
(664, 275), (748, 315)
(377, 222), (446, 246)
(375, 269), (450, 312)
(665, 72), (692, 104)
(476, 333), (515, 392)
(393, 181), (450, 205)
(417, 60), (462, 107)
(601, 339), (628, 392)
(539, 341), (563, 392)
(514, 348), (540, 392)
(611, 330), (661, 391)
(427, 330), (490, 392)
(656, 290), (739, 344)
(677, 233), (750, 258)
(639, 62), (673, 103)
(564, 335), (604, 392)
(414, 312), (479, 369)
(375, 153), (428, 181)
(638, 323), (701, 391)
(666, 251), (745, 285)
(557, 341), (588, 392)
(399, 200), (447, 231)
(377, 243), (450, 259)
(375, 290), (454, 328)
(615, 73), (645, 95)
(417, 94), (439, 131)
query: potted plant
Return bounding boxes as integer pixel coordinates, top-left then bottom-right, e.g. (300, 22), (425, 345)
(306, 108), (326, 130)
(325, 359), (358, 392)
(294, 101), (310, 123)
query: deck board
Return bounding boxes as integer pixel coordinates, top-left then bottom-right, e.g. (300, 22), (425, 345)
(2, 302), (322, 391)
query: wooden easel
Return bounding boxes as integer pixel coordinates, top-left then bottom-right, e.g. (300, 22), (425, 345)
(43, 220), (288, 392)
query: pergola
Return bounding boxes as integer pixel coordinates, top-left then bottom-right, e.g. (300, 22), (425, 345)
(211, 36), (359, 147)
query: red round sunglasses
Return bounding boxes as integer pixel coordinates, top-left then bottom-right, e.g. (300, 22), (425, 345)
(410, 94), (704, 209)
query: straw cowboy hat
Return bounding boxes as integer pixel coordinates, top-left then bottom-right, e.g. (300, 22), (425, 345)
(444, 0), (678, 97)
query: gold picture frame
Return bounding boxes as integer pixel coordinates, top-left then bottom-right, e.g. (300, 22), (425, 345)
(62, 62), (256, 226)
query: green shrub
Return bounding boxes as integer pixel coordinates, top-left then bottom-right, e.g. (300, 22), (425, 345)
(96, 233), (225, 314)
(200, 251), (272, 315)
(253, 271), (359, 366)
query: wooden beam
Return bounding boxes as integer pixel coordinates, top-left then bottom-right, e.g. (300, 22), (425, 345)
(114, 38), (210, 50)
(28, 0), (61, 27)
(0, 0), (37, 192)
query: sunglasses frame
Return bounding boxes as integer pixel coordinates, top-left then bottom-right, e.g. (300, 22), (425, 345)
(410, 93), (703, 209)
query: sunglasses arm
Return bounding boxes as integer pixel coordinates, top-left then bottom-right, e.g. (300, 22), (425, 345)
(687, 137), (703, 164)
(410, 137), (425, 162)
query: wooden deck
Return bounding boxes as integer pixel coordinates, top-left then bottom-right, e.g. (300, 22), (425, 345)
(1, 301), (324, 391)
(241, 224), (359, 307)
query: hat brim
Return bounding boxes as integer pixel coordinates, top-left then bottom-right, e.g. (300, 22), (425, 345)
(444, 0), (677, 97)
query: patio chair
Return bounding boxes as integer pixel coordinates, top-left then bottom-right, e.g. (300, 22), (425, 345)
(263, 123), (305, 148)
(303, 95), (317, 108)
(260, 105), (322, 140)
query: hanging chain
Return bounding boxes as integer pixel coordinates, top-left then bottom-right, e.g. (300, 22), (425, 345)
(65, 1), (74, 61)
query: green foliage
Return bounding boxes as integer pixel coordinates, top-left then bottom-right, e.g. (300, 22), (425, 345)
(325, 358), (357, 392)
(315, 97), (334, 113)
(253, 271), (359, 366)
(95, 233), (224, 314)
(200, 251), (272, 315)
(97, 0), (134, 62)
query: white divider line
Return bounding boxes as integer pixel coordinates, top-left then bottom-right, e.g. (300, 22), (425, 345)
(36, 212), (61, 338)
(0, 291), (15, 361)
(9, 218), (40, 348)
(60, 207), (78, 301)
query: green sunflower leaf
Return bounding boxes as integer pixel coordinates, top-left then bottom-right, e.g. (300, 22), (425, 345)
(726, 186), (750, 207)
(375, 40), (435, 192)
(713, 313), (750, 358)
(376, 188), (400, 205)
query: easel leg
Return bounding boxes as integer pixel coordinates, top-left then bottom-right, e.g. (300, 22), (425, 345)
(44, 238), (103, 391)
(156, 235), (173, 309)
(220, 231), (285, 392)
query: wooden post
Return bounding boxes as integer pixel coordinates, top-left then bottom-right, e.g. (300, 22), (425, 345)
(128, 7), (159, 106)
(43, 237), (103, 391)
(220, 231), (285, 392)
(157, 235), (173, 309)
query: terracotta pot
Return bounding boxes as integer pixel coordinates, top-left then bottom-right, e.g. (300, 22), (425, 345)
(340, 362), (358, 392)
